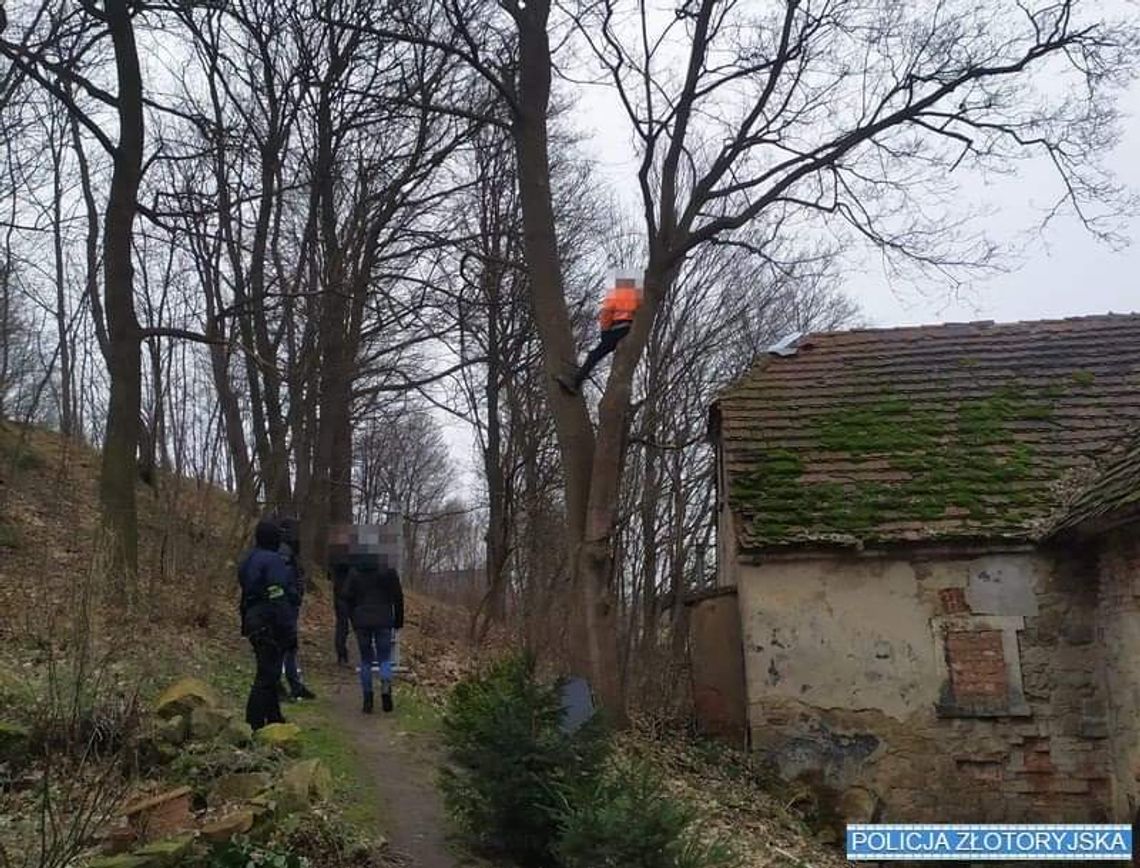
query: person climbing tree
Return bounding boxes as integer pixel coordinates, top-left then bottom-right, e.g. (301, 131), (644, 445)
(238, 519), (297, 730)
(556, 274), (643, 396)
(343, 547), (405, 714)
(278, 517), (316, 701)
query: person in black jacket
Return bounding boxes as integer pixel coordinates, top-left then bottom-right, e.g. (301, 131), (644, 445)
(343, 552), (404, 714)
(327, 524), (353, 666)
(278, 517), (316, 701)
(238, 519), (298, 730)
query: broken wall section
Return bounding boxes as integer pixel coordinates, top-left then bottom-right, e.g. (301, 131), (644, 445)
(737, 550), (1113, 822)
(1096, 531), (1140, 820)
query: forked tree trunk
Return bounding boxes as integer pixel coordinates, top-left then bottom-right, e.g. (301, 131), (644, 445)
(511, 0), (636, 719)
(99, 0), (145, 598)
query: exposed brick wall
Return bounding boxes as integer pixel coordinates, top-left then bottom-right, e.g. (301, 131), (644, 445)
(945, 629), (1007, 708)
(742, 550), (1117, 823)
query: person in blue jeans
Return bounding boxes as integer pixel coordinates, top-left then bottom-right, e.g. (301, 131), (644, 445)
(343, 554), (404, 714)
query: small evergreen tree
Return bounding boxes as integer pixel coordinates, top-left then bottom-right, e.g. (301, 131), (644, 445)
(556, 759), (741, 868)
(439, 653), (609, 867)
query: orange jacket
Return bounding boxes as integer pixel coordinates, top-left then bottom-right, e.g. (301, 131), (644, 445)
(599, 285), (642, 330)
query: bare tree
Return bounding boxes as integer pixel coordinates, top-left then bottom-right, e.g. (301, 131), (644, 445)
(350, 0), (1137, 715)
(2, 0), (171, 592)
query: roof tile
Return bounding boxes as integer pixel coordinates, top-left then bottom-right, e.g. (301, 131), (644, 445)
(716, 313), (1140, 550)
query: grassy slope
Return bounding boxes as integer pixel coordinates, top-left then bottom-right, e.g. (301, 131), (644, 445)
(0, 421), (471, 845)
(0, 422), (847, 868)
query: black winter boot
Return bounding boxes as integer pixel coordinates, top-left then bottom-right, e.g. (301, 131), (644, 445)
(291, 684), (316, 701)
(362, 692), (374, 714)
(381, 692), (394, 713)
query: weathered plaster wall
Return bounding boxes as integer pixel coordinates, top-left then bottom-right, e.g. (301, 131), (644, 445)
(737, 549), (1113, 822)
(688, 589), (748, 747)
(1097, 532), (1140, 820)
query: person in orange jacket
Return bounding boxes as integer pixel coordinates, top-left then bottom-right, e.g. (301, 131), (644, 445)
(557, 276), (643, 395)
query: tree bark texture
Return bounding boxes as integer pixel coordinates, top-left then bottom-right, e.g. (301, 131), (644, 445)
(99, 0), (145, 596)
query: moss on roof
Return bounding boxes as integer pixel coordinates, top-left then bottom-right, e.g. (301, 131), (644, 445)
(730, 386), (1057, 545)
(716, 315), (1140, 550)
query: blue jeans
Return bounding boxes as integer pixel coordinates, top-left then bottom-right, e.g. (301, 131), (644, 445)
(355, 628), (393, 695)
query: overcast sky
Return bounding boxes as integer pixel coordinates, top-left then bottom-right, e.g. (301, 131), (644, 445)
(442, 1), (1140, 485)
(569, 3), (1140, 330)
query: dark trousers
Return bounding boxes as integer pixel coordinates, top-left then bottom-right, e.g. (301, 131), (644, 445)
(283, 646), (302, 691)
(355, 627), (393, 696)
(334, 598), (351, 663)
(575, 324), (631, 387)
(246, 628), (287, 730)
(282, 606), (303, 691)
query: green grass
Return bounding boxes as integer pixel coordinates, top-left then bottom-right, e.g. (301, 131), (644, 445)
(289, 699), (385, 831)
(394, 684), (443, 735)
(0, 437), (46, 472)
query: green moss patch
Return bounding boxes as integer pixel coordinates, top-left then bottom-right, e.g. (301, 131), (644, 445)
(732, 383), (1065, 544)
(287, 700), (384, 832)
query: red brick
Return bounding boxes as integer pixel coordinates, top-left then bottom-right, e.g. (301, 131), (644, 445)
(1024, 751), (1055, 774)
(1020, 772), (1057, 792)
(940, 588), (970, 614)
(946, 630), (1008, 704)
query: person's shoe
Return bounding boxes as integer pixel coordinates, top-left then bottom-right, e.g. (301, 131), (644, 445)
(555, 374), (578, 396)
(381, 692), (394, 713)
(291, 684), (316, 701)
(362, 693), (374, 714)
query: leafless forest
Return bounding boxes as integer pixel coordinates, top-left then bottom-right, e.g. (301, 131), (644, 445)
(1, 0), (1135, 714)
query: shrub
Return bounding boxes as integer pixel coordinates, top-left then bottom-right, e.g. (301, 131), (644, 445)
(440, 652), (609, 867)
(557, 759), (741, 868)
(202, 838), (308, 868)
(269, 811), (387, 868)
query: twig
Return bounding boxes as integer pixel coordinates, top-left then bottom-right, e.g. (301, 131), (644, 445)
(771, 844), (814, 868)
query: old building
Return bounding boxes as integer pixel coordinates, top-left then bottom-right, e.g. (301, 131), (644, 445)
(702, 314), (1140, 822)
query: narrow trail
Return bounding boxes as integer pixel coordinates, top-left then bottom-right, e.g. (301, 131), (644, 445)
(321, 672), (461, 868)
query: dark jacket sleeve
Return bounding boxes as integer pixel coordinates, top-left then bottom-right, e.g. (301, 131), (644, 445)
(391, 569), (405, 630)
(278, 543), (303, 607)
(238, 551), (264, 601)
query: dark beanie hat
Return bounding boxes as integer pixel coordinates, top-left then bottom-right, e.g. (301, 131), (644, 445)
(255, 519), (281, 550)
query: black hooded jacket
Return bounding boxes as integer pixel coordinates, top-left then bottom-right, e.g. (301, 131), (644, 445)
(343, 558), (404, 631)
(237, 520), (297, 638)
(277, 517), (304, 608)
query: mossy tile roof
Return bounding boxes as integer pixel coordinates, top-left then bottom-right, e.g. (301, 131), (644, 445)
(714, 314), (1140, 550)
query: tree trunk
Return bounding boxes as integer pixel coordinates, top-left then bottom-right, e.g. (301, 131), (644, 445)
(310, 72), (352, 563)
(475, 255), (512, 633)
(511, 0), (624, 717)
(248, 132), (292, 510)
(50, 127), (73, 436)
(99, 0), (145, 598)
(204, 288), (255, 513)
(70, 107), (108, 362)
